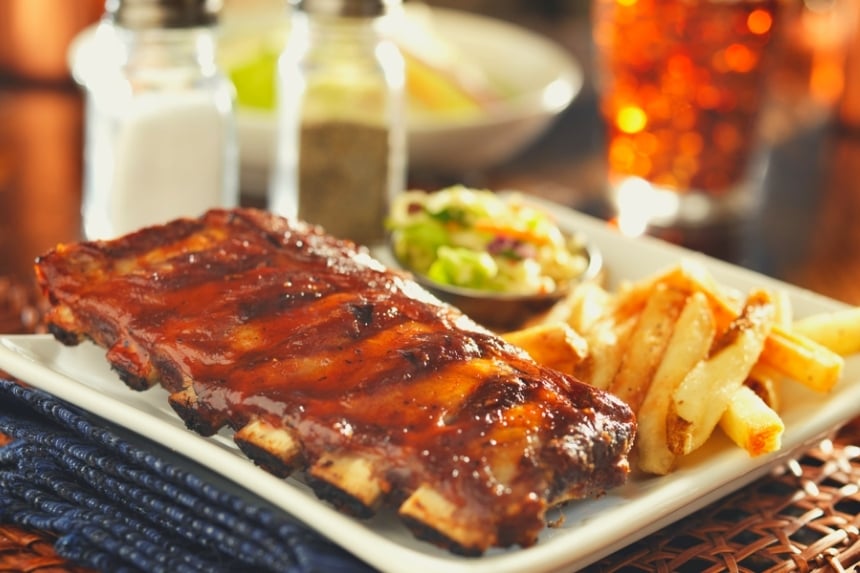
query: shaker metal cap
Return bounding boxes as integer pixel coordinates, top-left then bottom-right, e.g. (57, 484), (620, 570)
(289, 0), (401, 17)
(105, 0), (222, 29)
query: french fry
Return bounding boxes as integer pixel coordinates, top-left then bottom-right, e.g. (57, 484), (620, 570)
(565, 282), (614, 334)
(719, 385), (784, 457)
(502, 322), (588, 375)
(537, 281), (623, 388)
(792, 306), (860, 356)
(759, 324), (844, 393)
(614, 259), (742, 333)
(527, 281), (613, 334)
(745, 363), (782, 411)
(637, 291), (715, 475)
(576, 312), (636, 390)
(524, 260), (851, 475)
(608, 283), (687, 412)
(771, 288), (794, 328)
(667, 290), (775, 455)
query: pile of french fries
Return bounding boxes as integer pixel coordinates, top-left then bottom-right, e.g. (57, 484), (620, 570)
(502, 259), (860, 475)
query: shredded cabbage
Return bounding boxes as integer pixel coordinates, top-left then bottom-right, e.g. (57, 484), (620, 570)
(387, 186), (588, 295)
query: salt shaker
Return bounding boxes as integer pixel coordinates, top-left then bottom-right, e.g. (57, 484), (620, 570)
(269, 0), (406, 246)
(80, 0), (239, 240)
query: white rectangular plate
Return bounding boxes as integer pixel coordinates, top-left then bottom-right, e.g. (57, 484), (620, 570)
(1, 203), (859, 573)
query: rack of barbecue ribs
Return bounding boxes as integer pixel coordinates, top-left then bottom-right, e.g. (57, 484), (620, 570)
(35, 208), (635, 556)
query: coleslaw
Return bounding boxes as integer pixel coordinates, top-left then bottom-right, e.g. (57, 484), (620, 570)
(387, 186), (589, 295)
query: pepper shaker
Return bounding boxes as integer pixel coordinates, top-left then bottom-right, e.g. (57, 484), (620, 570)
(269, 0), (406, 246)
(79, 0), (239, 240)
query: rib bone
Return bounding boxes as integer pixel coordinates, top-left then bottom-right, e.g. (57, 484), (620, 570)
(307, 454), (387, 517)
(234, 418), (302, 477)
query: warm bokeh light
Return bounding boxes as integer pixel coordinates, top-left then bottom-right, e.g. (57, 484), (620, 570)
(724, 44), (758, 73)
(747, 9), (773, 35)
(810, 57), (845, 105)
(616, 105), (647, 133)
(695, 85), (721, 109)
(678, 131), (704, 156)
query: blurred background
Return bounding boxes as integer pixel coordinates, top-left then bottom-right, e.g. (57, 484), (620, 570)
(2, 0), (860, 304)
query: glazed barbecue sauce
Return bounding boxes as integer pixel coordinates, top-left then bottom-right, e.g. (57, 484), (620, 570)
(36, 208), (636, 552)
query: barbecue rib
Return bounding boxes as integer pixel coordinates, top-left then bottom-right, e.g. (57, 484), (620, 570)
(35, 208), (635, 555)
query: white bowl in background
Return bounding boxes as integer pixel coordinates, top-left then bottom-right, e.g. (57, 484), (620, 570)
(400, 7), (583, 172)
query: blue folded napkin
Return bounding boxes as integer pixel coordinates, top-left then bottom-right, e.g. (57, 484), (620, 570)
(0, 378), (376, 573)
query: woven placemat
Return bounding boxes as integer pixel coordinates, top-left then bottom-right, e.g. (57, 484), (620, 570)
(587, 420), (860, 573)
(2, 278), (859, 573)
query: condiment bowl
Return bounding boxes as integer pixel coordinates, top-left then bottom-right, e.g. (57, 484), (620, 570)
(392, 239), (604, 332)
